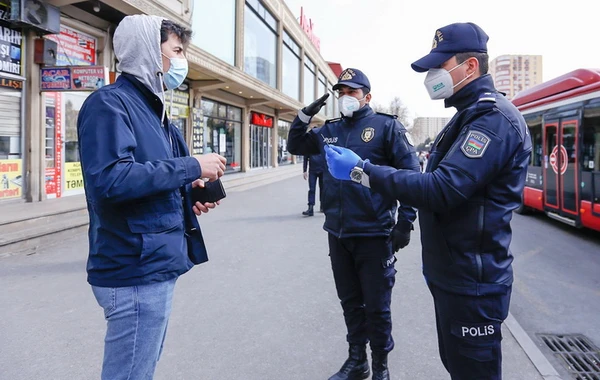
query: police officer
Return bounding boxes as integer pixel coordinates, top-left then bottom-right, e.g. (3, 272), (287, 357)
(324, 23), (532, 380)
(287, 68), (420, 380)
(301, 152), (325, 216)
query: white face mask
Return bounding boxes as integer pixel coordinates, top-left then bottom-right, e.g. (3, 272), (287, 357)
(424, 61), (473, 100)
(339, 94), (366, 117)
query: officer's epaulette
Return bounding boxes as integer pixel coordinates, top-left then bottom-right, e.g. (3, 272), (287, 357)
(476, 92), (497, 110)
(325, 117), (343, 124)
(376, 112), (398, 119)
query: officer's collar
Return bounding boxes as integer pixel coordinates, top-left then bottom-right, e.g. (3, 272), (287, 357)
(444, 74), (496, 111)
(345, 104), (374, 121)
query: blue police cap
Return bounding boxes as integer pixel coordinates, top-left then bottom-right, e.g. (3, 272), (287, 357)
(411, 22), (489, 73)
(333, 68), (371, 92)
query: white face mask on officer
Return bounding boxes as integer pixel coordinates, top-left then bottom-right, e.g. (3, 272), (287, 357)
(339, 94), (366, 117)
(424, 61), (473, 100)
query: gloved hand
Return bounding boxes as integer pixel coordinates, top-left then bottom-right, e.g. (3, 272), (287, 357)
(387, 221), (413, 252)
(324, 145), (362, 180)
(302, 93), (330, 117)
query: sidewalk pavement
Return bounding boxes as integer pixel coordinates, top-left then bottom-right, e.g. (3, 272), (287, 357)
(0, 172), (556, 379)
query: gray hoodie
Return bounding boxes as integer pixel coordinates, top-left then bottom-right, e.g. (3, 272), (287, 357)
(113, 15), (166, 104)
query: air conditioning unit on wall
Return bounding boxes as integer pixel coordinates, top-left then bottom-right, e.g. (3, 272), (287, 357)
(10, 0), (60, 35)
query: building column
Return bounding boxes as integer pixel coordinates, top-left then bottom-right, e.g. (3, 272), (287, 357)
(272, 110), (279, 168)
(242, 108), (250, 172)
(24, 31), (44, 202)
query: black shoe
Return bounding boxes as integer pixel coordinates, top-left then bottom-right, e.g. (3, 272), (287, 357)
(328, 344), (370, 380)
(302, 205), (314, 216)
(371, 351), (390, 380)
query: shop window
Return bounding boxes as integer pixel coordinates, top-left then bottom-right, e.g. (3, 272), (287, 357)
(202, 98), (242, 172)
(191, 0), (236, 65)
(244, 2), (277, 88)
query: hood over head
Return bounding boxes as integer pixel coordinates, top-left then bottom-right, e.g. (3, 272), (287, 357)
(113, 15), (166, 102)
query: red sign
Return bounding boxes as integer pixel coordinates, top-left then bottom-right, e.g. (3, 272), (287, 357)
(45, 26), (96, 66)
(300, 7), (321, 52)
(251, 112), (273, 128)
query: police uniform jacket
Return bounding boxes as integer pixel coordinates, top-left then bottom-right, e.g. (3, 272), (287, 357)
(303, 153), (325, 173)
(364, 75), (532, 295)
(288, 105), (420, 238)
(78, 73), (208, 288)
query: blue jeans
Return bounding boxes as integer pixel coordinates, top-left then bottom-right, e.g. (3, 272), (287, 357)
(92, 278), (177, 380)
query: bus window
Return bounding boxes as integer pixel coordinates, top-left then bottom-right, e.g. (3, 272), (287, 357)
(582, 116), (600, 172)
(529, 125), (542, 167)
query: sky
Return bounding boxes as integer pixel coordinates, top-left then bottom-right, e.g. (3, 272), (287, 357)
(283, 0), (599, 121)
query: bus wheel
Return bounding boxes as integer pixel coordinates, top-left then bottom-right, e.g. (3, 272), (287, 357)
(514, 194), (529, 215)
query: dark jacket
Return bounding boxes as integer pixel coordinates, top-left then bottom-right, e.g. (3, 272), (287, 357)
(303, 153), (325, 173)
(366, 75), (532, 295)
(288, 105), (420, 238)
(78, 73), (207, 287)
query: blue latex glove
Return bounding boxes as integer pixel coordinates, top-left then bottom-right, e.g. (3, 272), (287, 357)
(324, 145), (362, 180)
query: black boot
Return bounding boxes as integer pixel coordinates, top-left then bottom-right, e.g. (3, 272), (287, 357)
(302, 205), (314, 216)
(371, 351), (390, 380)
(328, 344), (370, 380)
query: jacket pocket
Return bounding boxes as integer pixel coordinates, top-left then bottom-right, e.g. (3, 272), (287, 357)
(127, 211), (184, 260)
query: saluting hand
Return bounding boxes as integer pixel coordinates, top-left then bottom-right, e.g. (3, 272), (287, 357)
(193, 153), (227, 181)
(301, 93), (330, 117)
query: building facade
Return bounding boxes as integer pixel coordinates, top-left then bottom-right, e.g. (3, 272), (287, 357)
(0, 0), (340, 205)
(411, 117), (450, 145)
(490, 54), (543, 100)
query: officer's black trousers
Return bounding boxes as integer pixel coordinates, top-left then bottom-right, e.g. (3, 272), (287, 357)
(328, 234), (396, 353)
(427, 282), (512, 380)
(307, 171), (323, 206)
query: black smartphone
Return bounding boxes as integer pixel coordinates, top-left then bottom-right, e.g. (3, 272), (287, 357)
(191, 179), (226, 204)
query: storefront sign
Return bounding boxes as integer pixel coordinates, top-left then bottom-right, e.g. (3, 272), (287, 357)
(299, 7), (321, 52)
(191, 107), (204, 155)
(45, 25), (96, 66)
(0, 159), (22, 199)
(45, 92), (62, 198)
(41, 66), (107, 91)
(0, 24), (23, 76)
(64, 162), (83, 190)
(251, 112), (273, 128)
(167, 89), (189, 118)
(0, 77), (22, 89)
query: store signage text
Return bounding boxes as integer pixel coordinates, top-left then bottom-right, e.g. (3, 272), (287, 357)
(251, 112), (273, 128)
(41, 66), (107, 91)
(45, 26), (97, 66)
(0, 77), (22, 89)
(299, 7), (320, 52)
(0, 23), (22, 75)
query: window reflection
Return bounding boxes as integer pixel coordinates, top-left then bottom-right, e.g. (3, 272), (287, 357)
(244, 3), (277, 88)
(192, 0), (236, 65)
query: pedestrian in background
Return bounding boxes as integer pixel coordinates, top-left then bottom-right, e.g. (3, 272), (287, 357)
(301, 152), (325, 216)
(288, 68), (420, 380)
(77, 15), (226, 380)
(325, 22), (532, 380)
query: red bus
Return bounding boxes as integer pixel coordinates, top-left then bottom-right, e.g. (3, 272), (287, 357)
(512, 68), (600, 232)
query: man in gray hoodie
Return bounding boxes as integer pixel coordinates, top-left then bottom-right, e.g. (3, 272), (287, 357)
(78, 15), (226, 379)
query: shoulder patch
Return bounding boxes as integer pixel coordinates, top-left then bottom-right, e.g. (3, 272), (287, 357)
(376, 112), (398, 119)
(478, 92), (496, 103)
(325, 117), (342, 124)
(461, 130), (491, 158)
(404, 132), (414, 146)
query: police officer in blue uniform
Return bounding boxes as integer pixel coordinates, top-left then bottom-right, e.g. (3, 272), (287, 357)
(324, 23), (532, 380)
(301, 152), (325, 216)
(287, 68), (420, 380)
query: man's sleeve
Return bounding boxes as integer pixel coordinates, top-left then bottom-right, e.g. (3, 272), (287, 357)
(303, 156), (309, 172)
(386, 119), (420, 223)
(367, 113), (528, 212)
(287, 115), (320, 156)
(77, 91), (201, 203)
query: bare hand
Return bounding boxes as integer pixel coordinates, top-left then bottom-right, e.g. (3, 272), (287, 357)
(303, 172), (308, 180)
(193, 153), (227, 181)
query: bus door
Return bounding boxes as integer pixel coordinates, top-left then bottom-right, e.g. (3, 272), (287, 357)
(543, 118), (580, 223)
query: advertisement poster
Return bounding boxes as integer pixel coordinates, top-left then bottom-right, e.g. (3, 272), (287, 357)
(64, 162), (83, 191)
(45, 93), (62, 198)
(191, 107), (204, 155)
(0, 3), (24, 77)
(45, 25), (96, 66)
(0, 159), (23, 200)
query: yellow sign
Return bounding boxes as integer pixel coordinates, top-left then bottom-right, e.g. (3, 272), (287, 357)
(65, 162), (84, 190)
(0, 159), (23, 200)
